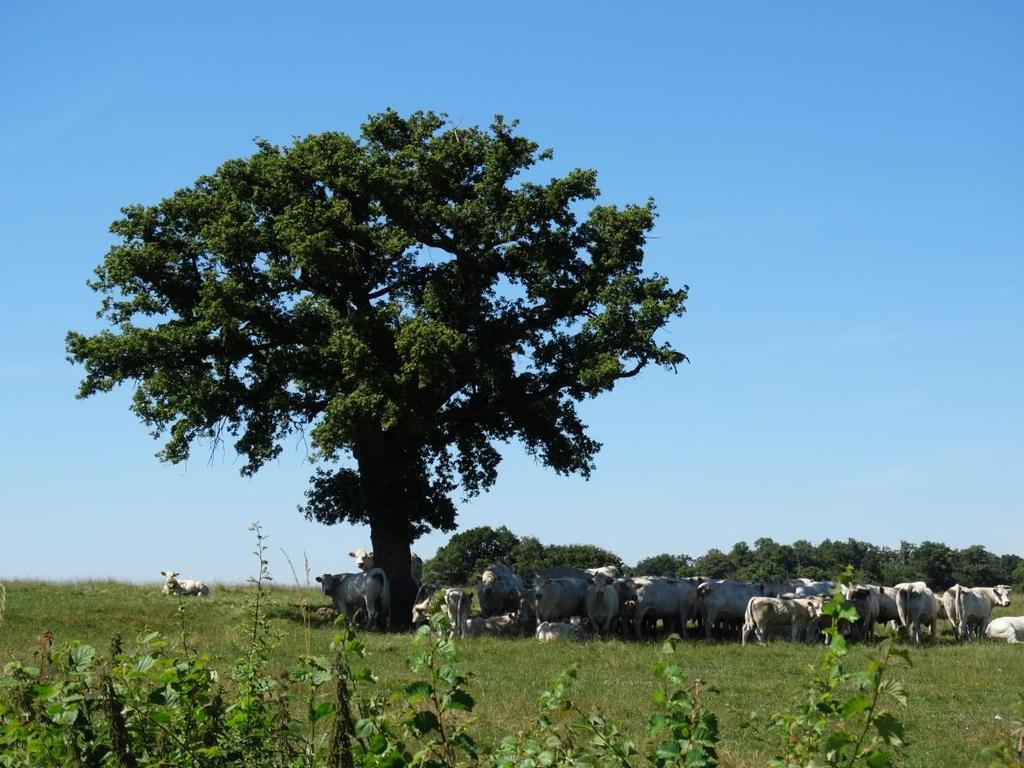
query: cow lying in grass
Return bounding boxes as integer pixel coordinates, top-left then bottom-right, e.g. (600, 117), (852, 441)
(985, 616), (1024, 643)
(160, 570), (210, 597)
(536, 616), (589, 642)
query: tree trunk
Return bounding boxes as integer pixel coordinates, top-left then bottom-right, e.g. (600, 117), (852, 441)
(353, 430), (419, 631)
(369, 516), (416, 631)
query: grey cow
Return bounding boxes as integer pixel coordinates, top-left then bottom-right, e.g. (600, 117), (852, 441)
(316, 569), (391, 630)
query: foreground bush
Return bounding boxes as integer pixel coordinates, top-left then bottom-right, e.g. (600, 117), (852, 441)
(1, 559), (1019, 768)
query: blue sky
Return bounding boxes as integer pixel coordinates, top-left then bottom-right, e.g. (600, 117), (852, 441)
(1, 3), (1021, 583)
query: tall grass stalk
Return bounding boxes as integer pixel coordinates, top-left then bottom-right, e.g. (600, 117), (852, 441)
(282, 547), (313, 658)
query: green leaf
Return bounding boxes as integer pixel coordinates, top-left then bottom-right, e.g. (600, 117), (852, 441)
(404, 680), (433, 704)
(648, 713), (668, 732)
(445, 689), (475, 712)
(51, 706), (79, 725)
(408, 651), (431, 670)
(309, 668), (332, 686)
(878, 678), (908, 707)
(352, 666), (376, 683)
(355, 717), (376, 739)
(411, 710), (440, 735)
(874, 712), (908, 747)
(841, 694), (872, 718)
(367, 733), (388, 754)
(438, 664), (463, 687)
(68, 645), (95, 671)
(656, 739), (682, 757)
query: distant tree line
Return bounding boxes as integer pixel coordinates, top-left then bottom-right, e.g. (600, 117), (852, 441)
(422, 526), (622, 585)
(423, 526), (1024, 590)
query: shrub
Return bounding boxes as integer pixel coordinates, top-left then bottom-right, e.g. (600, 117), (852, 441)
(760, 584), (911, 768)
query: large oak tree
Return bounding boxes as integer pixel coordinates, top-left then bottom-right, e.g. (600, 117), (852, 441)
(67, 110), (687, 626)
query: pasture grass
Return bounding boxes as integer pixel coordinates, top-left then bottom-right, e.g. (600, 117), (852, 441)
(0, 579), (1020, 767)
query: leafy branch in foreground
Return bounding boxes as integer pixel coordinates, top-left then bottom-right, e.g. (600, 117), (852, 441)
(763, 582), (911, 768)
(402, 613), (478, 768)
(492, 636), (718, 768)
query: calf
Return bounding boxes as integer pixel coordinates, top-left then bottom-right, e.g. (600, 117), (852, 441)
(161, 570), (209, 597)
(316, 569), (390, 630)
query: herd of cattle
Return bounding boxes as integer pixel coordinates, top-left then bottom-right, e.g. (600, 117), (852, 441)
(161, 554), (1024, 644)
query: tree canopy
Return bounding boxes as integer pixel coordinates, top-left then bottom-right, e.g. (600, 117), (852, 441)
(66, 110), (688, 625)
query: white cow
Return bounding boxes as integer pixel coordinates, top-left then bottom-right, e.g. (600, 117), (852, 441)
(316, 569), (390, 630)
(585, 565), (622, 580)
(697, 580), (763, 640)
(742, 596), (820, 645)
(462, 613), (518, 638)
(953, 584), (1012, 640)
(793, 581), (837, 598)
(476, 563), (525, 617)
(985, 616), (1024, 643)
(535, 576), (588, 622)
(633, 577), (697, 639)
(514, 587), (538, 635)
(536, 616), (588, 642)
(443, 589), (473, 638)
(160, 570), (209, 597)
(894, 581), (937, 643)
(937, 587), (958, 633)
(761, 580), (801, 598)
(349, 549), (423, 586)
(866, 585), (902, 628)
(584, 574), (621, 636)
(410, 583), (441, 627)
(842, 585), (881, 641)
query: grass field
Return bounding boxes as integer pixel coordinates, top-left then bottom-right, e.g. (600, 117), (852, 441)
(0, 579), (1020, 767)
